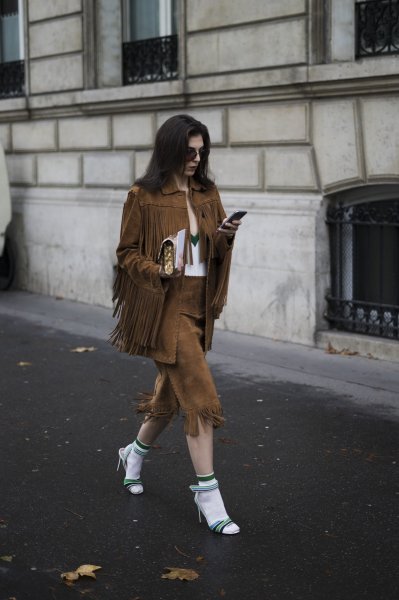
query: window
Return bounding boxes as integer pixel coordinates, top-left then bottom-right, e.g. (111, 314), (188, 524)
(356, 0), (399, 57)
(0, 0), (24, 98)
(326, 195), (399, 339)
(122, 0), (178, 85)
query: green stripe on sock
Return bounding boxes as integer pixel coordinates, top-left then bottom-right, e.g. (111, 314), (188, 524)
(197, 472), (215, 482)
(135, 438), (151, 451)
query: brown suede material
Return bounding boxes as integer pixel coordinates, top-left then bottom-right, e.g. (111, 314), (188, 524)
(137, 277), (224, 436)
(110, 184), (234, 362)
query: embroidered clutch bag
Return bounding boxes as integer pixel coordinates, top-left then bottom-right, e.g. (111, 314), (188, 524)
(157, 229), (186, 276)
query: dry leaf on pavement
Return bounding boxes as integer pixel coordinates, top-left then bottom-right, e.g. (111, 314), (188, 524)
(61, 564), (101, 584)
(0, 555), (13, 562)
(17, 361), (32, 366)
(70, 347), (97, 353)
(76, 564), (102, 578)
(325, 342), (358, 356)
(61, 571), (80, 583)
(161, 567), (199, 581)
(218, 437), (238, 445)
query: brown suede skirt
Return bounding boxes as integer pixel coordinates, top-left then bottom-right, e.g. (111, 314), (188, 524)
(137, 276), (224, 436)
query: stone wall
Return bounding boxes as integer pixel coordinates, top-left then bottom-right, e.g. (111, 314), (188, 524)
(3, 0), (399, 347)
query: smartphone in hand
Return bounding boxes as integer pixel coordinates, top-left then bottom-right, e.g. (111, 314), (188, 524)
(218, 210), (247, 231)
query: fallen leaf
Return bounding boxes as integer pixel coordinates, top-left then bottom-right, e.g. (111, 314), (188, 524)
(0, 555), (13, 562)
(17, 361), (32, 367)
(70, 347), (97, 353)
(219, 437), (238, 445)
(161, 567), (199, 581)
(61, 571), (80, 583)
(325, 342), (358, 356)
(61, 564), (101, 584)
(76, 564), (102, 579)
(196, 555), (205, 562)
(366, 453), (378, 462)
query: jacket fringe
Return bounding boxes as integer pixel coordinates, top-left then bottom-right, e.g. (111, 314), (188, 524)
(110, 267), (164, 353)
(212, 250), (233, 318)
(140, 203), (189, 263)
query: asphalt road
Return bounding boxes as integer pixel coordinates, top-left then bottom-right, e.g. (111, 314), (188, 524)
(0, 294), (398, 600)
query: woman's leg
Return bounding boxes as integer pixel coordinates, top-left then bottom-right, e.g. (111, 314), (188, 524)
(186, 418), (214, 475)
(137, 416), (170, 446)
(125, 417), (169, 494)
(186, 417), (239, 534)
(120, 417), (169, 495)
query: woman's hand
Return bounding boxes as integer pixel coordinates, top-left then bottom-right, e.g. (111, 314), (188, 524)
(217, 219), (241, 237)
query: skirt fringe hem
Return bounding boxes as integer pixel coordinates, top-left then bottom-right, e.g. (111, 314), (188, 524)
(136, 393), (224, 437)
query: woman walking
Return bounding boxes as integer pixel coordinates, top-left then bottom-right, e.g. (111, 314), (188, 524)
(111, 114), (241, 535)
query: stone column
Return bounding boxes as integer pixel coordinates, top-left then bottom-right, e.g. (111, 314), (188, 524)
(330, 0), (355, 62)
(96, 0), (123, 88)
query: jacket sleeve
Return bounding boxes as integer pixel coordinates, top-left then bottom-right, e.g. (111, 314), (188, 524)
(212, 189), (235, 262)
(116, 189), (163, 291)
(110, 189), (165, 353)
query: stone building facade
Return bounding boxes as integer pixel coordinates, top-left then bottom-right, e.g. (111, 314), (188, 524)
(2, 0), (399, 359)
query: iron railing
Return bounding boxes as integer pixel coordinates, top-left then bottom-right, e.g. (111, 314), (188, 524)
(356, 0), (399, 57)
(0, 59), (24, 98)
(326, 200), (399, 339)
(122, 34), (178, 85)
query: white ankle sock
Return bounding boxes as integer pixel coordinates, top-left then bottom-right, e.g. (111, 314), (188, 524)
(126, 438), (150, 481)
(196, 472), (239, 534)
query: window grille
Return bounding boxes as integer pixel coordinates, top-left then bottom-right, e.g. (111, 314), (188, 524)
(326, 200), (399, 339)
(122, 34), (178, 84)
(356, 0), (399, 57)
(0, 0), (24, 97)
(122, 0), (178, 85)
(0, 58), (24, 97)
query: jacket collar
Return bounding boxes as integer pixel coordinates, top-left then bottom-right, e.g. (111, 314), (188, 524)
(161, 177), (204, 195)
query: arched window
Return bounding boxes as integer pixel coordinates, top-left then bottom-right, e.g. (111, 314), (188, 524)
(326, 188), (399, 339)
(122, 0), (178, 85)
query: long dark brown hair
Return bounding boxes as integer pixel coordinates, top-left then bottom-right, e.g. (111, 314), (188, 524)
(135, 114), (214, 191)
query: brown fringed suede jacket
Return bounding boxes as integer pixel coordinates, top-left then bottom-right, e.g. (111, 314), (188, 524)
(110, 180), (233, 364)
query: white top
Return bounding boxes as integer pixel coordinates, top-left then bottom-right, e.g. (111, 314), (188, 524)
(185, 238), (207, 277)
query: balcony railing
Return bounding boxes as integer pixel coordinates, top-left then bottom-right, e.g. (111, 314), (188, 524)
(122, 34), (178, 85)
(0, 59), (24, 98)
(356, 0), (399, 57)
